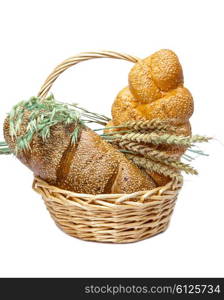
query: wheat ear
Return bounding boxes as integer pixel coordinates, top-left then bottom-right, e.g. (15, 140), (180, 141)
(121, 119), (182, 132)
(115, 140), (197, 175)
(114, 140), (179, 161)
(126, 154), (181, 180)
(107, 132), (211, 146)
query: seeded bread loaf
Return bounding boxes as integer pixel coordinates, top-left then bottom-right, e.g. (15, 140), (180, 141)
(4, 110), (156, 194)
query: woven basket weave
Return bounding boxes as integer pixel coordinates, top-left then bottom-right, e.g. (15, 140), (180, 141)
(33, 51), (183, 243)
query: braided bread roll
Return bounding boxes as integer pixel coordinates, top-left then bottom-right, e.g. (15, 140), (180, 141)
(106, 49), (194, 185)
(3, 111), (156, 194)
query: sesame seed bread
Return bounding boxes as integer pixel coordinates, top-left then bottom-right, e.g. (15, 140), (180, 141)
(4, 112), (156, 194)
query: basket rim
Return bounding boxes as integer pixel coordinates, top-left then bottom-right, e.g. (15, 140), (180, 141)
(33, 175), (183, 205)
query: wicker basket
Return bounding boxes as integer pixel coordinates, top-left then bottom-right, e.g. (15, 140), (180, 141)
(33, 51), (183, 243)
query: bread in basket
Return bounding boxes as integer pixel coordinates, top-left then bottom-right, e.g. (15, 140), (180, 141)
(0, 50), (210, 243)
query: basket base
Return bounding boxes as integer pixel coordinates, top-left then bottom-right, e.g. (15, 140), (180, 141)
(54, 220), (171, 244)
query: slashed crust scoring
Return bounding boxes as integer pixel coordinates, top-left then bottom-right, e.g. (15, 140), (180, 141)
(4, 112), (156, 194)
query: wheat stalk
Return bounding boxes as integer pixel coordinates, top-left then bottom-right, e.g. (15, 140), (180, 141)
(114, 140), (198, 174)
(0, 142), (11, 155)
(7, 95), (113, 153)
(126, 154), (182, 180)
(120, 119), (182, 132)
(113, 140), (179, 161)
(117, 140), (198, 175)
(7, 95), (85, 152)
(95, 119), (184, 133)
(163, 160), (198, 175)
(69, 103), (110, 126)
(105, 132), (211, 146)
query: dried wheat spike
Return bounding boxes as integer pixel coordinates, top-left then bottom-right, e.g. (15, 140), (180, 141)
(126, 154), (181, 180)
(121, 119), (181, 132)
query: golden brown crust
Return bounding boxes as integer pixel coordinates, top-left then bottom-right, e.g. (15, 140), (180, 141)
(56, 128), (156, 194)
(111, 160), (155, 194)
(112, 87), (143, 125)
(128, 49), (184, 103)
(149, 49), (184, 92)
(147, 171), (171, 186)
(112, 86), (193, 129)
(108, 49), (194, 185)
(129, 61), (163, 103)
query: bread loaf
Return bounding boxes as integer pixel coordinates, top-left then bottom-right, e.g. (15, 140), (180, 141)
(106, 49), (194, 185)
(3, 110), (156, 194)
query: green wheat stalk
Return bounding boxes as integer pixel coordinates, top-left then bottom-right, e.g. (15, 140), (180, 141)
(7, 95), (85, 152)
(0, 142), (11, 155)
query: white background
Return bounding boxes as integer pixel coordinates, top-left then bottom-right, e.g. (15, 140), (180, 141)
(0, 0), (223, 277)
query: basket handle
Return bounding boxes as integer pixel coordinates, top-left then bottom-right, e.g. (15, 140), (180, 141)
(37, 51), (140, 100)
